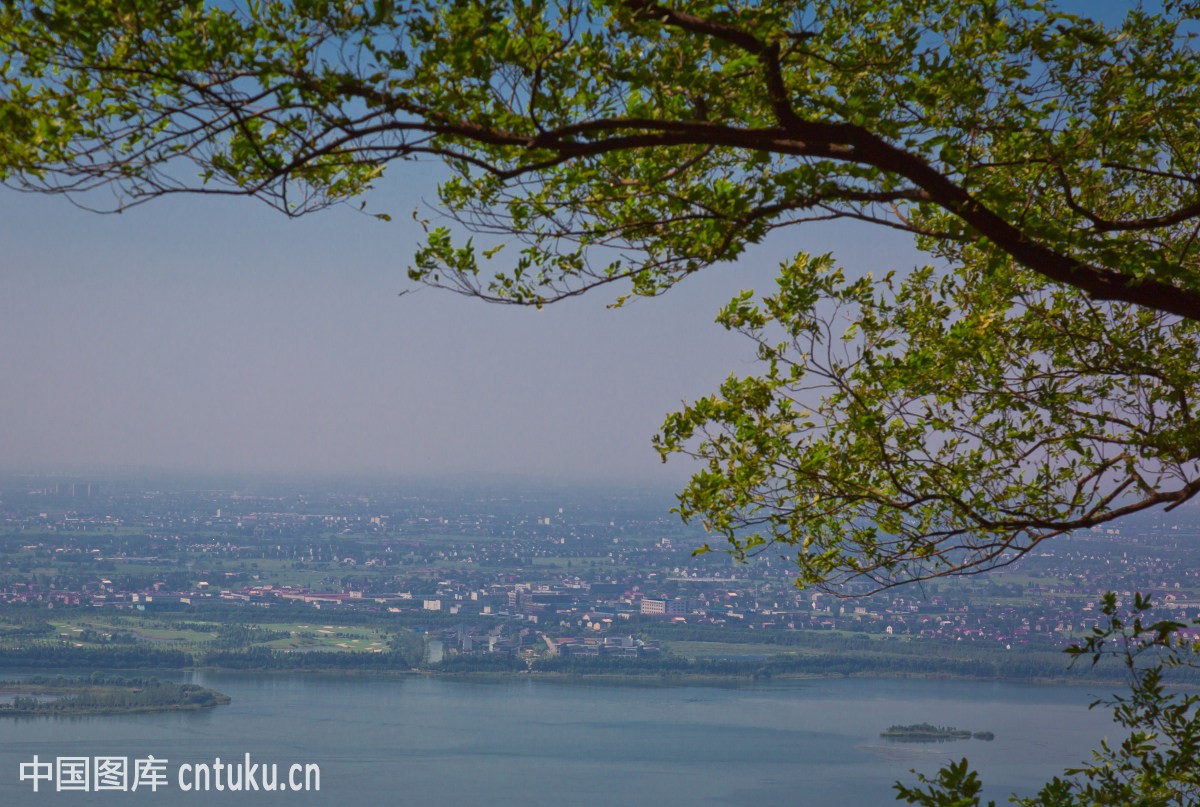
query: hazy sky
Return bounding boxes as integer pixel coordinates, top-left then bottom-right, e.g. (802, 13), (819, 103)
(0, 163), (918, 484)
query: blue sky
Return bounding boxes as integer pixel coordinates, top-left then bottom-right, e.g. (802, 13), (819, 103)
(0, 0), (1156, 486)
(0, 157), (917, 484)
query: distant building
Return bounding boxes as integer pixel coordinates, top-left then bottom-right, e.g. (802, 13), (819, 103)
(640, 597), (690, 617)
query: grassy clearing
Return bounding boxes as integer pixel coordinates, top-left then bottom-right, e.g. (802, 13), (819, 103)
(46, 619), (218, 644)
(254, 622), (388, 653)
(37, 616), (398, 655)
(131, 626), (217, 642)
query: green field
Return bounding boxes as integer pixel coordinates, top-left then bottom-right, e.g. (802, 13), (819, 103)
(13, 616), (398, 655)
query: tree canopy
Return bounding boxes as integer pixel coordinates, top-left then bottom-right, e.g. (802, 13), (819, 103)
(2, 0), (1199, 589)
(897, 594), (1200, 806)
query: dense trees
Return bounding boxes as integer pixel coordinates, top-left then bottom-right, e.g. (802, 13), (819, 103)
(0, 644), (194, 669)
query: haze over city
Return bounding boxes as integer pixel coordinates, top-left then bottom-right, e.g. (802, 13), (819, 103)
(1, 173), (913, 483)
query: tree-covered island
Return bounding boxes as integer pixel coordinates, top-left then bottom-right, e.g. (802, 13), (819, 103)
(0, 674), (230, 717)
(881, 723), (994, 743)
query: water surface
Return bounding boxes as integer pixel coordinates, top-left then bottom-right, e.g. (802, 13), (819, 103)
(0, 673), (1123, 806)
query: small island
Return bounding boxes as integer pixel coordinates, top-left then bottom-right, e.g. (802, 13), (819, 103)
(0, 674), (230, 716)
(881, 723), (994, 743)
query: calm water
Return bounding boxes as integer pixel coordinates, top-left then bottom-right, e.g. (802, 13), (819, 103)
(0, 672), (1123, 806)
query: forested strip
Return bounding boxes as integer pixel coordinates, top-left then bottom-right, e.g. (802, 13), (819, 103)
(0, 645), (193, 668)
(527, 649), (1149, 681)
(199, 647), (416, 671)
(432, 654), (526, 673)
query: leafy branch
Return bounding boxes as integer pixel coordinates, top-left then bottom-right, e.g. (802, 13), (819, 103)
(896, 593), (1200, 806)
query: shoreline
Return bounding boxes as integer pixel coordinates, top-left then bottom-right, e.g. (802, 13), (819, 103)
(0, 663), (1145, 688)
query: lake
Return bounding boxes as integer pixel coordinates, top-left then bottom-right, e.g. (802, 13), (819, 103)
(0, 672), (1123, 806)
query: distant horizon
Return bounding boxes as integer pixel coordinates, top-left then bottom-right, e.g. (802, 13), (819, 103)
(0, 465), (692, 497)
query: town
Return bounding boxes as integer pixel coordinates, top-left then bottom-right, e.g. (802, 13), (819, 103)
(2, 474), (1198, 680)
